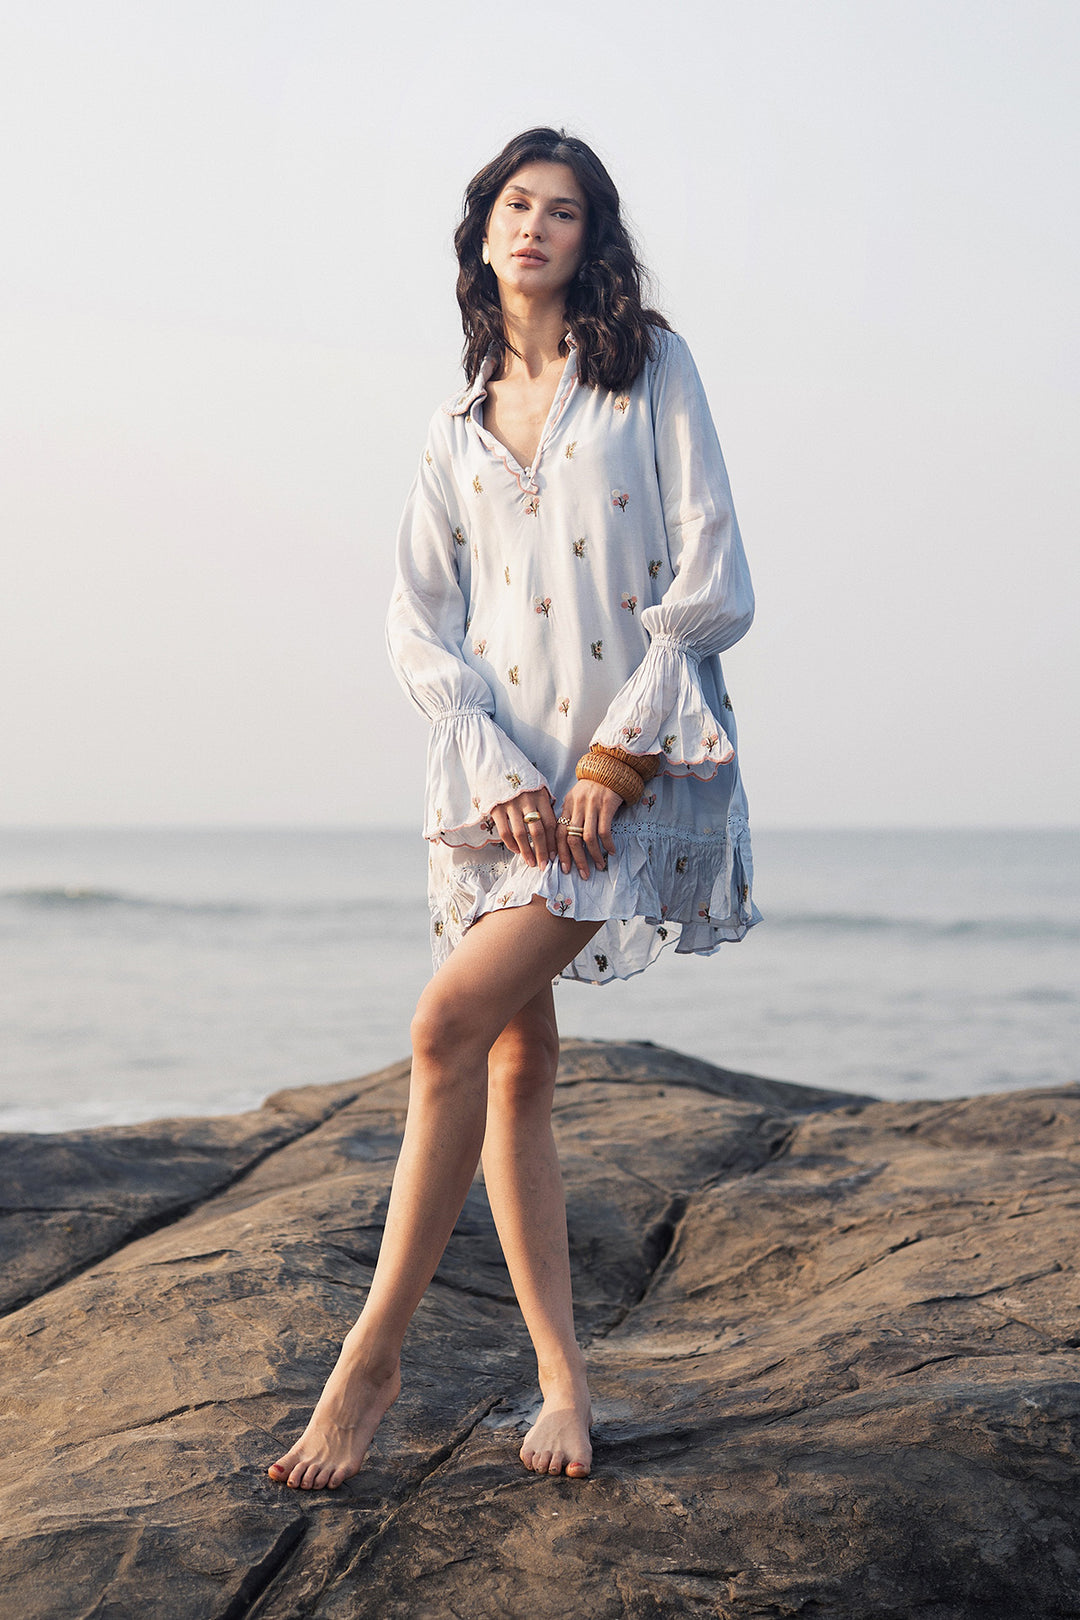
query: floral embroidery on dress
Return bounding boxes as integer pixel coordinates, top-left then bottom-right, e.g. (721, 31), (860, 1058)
(435, 808), (443, 825)
(424, 451), (433, 465)
(412, 329), (757, 985)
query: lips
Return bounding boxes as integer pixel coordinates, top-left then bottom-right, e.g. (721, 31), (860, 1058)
(514, 250), (548, 263)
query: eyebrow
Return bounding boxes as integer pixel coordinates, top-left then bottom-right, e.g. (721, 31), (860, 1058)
(503, 186), (584, 208)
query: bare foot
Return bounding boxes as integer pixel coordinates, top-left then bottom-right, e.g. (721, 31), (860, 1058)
(520, 1376), (593, 1478)
(268, 1338), (401, 1491)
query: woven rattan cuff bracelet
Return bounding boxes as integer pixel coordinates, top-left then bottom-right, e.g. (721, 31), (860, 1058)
(575, 751), (645, 805)
(589, 743), (662, 783)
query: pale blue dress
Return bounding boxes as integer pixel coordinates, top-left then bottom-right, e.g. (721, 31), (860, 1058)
(386, 327), (760, 984)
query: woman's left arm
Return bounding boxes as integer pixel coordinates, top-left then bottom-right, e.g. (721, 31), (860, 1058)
(590, 331), (755, 778)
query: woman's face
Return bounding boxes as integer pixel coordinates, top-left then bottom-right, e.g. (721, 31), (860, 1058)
(483, 161), (588, 301)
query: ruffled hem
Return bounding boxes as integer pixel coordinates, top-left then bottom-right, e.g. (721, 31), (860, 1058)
(428, 816), (759, 983)
(424, 706), (550, 846)
(591, 634), (733, 780)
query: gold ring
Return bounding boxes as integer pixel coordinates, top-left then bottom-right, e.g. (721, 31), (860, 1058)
(556, 816), (574, 826)
(565, 825), (586, 837)
(522, 812), (542, 823)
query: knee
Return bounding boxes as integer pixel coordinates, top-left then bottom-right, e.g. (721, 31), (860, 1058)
(409, 984), (486, 1074)
(487, 1012), (560, 1113)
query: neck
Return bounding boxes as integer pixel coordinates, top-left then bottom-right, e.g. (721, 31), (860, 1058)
(498, 290), (570, 380)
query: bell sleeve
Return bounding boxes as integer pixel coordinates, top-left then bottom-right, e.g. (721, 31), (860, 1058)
(591, 331), (755, 778)
(386, 436), (550, 845)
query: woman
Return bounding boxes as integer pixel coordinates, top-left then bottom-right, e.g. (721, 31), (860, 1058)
(269, 127), (756, 1491)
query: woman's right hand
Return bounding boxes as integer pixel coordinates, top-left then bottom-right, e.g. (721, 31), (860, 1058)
(490, 789), (558, 869)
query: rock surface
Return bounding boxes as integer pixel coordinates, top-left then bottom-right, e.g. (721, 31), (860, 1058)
(2, 1039), (1079, 1618)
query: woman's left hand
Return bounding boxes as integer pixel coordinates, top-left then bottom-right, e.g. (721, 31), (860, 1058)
(556, 780), (621, 878)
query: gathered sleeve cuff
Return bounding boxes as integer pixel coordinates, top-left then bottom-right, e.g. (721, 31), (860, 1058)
(591, 633), (734, 777)
(591, 331), (755, 780)
(386, 432), (550, 846)
(423, 706), (549, 845)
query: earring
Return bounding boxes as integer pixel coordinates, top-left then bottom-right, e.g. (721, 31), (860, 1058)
(481, 243), (490, 266)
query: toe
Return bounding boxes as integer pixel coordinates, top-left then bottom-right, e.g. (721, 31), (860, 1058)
(312, 1465), (335, 1490)
(299, 1461), (324, 1490)
(566, 1460), (590, 1478)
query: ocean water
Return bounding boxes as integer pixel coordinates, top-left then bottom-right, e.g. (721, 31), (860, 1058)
(1, 826), (1077, 1134)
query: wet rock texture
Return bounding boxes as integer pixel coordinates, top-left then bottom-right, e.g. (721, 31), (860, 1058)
(2, 1039), (1080, 1619)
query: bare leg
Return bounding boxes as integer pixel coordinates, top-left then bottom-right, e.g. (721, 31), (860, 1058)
(268, 899), (601, 1489)
(483, 986), (593, 1477)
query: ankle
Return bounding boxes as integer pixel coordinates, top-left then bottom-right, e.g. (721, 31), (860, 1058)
(339, 1327), (401, 1386)
(537, 1348), (589, 1397)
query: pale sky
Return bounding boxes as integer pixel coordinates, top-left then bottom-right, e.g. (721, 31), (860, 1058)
(1, 0), (1077, 828)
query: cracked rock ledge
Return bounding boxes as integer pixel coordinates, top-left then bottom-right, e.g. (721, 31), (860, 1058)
(2, 1039), (1080, 1619)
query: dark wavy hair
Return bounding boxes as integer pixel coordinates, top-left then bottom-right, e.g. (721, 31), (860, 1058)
(454, 127), (671, 393)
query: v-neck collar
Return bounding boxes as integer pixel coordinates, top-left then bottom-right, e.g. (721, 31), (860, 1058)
(446, 333), (579, 497)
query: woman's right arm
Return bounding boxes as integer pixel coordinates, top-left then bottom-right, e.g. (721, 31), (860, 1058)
(386, 434), (553, 850)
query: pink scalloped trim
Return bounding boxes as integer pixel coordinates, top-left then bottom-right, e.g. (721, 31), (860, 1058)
(424, 784), (554, 848)
(427, 828), (507, 850)
(658, 742), (736, 781)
